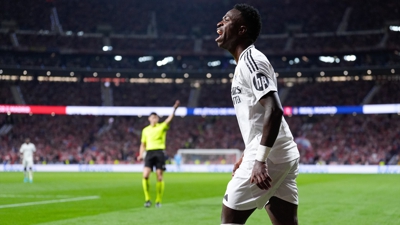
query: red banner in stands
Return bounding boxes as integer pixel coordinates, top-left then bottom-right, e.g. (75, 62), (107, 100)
(1, 104), (400, 116)
(30, 105), (67, 115)
(0, 105), (67, 115)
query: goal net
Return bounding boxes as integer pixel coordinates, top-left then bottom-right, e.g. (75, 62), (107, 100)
(176, 149), (242, 165)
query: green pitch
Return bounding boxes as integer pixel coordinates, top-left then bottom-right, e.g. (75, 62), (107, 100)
(1, 172), (399, 225)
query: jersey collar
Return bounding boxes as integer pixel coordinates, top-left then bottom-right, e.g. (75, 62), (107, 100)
(238, 45), (255, 62)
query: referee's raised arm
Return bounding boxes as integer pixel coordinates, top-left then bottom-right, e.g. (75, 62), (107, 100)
(164, 100), (180, 125)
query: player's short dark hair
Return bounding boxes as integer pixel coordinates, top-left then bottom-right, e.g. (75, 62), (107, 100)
(149, 112), (158, 117)
(234, 3), (262, 43)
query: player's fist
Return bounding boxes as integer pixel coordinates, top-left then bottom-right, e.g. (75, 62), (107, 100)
(173, 100), (180, 109)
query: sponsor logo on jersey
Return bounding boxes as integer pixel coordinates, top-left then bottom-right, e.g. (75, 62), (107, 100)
(253, 73), (269, 91)
(232, 96), (241, 105)
(231, 86), (242, 105)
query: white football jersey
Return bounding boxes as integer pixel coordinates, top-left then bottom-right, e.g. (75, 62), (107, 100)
(231, 45), (299, 164)
(19, 143), (36, 160)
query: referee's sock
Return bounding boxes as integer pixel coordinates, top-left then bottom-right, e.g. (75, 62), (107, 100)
(155, 181), (164, 203)
(142, 178), (151, 201)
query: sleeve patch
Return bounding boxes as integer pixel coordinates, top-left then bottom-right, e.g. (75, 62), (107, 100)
(252, 73), (269, 91)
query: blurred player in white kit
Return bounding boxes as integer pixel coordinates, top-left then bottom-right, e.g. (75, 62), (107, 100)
(20, 138), (36, 183)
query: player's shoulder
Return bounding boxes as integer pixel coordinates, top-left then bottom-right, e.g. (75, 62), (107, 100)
(239, 45), (270, 72)
(250, 47), (270, 67)
(142, 125), (151, 131)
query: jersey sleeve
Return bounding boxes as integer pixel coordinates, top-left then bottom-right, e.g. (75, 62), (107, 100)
(32, 144), (36, 152)
(249, 59), (277, 102)
(19, 145), (24, 153)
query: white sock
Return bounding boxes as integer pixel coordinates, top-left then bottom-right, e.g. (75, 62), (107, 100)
(28, 171), (33, 180)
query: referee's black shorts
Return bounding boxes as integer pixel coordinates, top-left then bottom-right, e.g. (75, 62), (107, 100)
(144, 150), (166, 171)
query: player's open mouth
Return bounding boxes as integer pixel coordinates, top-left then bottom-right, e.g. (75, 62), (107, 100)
(215, 29), (223, 42)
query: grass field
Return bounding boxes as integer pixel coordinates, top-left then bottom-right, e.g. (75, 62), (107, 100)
(1, 172), (399, 225)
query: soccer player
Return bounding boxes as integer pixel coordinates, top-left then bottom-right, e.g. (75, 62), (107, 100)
(137, 100), (180, 208)
(19, 138), (36, 183)
(216, 4), (300, 225)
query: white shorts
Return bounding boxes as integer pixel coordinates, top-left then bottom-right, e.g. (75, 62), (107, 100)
(222, 158), (299, 210)
(23, 159), (34, 168)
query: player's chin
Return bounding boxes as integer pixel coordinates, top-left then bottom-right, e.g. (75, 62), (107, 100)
(216, 41), (226, 49)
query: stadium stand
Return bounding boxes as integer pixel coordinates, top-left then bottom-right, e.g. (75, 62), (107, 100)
(112, 82), (191, 107)
(287, 114), (400, 165)
(0, 114), (244, 165)
(19, 82), (102, 106)
(0, 0), (399, 165)
(369, 80), (400, 104)
(1, 80), (400, 165)
(0, 82), (15, 104)
(283, 81), (375, 106)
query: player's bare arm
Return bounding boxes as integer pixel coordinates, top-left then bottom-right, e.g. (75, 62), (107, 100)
(164, 100), (180, 125)
(250, 91), (283, 190)
(232, 153), (244, 177)
(137, 142), (146, 161)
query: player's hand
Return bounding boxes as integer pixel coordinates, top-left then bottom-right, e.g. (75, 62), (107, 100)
(173, 100), (180, 109)
(250, 160), (272, 190)
(232, 158), (243, 177)
(137, 155), (143, 161)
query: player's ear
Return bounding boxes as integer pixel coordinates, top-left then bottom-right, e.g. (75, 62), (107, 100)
(238, 25), (247, 36)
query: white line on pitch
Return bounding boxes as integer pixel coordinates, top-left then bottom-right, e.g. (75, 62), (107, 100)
(0, 194), (74, 198)
(0, 196), (100, 209)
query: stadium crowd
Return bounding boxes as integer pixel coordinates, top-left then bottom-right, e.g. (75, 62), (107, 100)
(288, 114), (400, 165)
(1, 0), (400, 166)
(284, 80), (375, 106)
(2, 0), (399, 35)
(1, 51), (399, 75)
(5, 78), (396, 108)
(19, 82), (102, 106)
(1, 112), (399, 166)
(1, 79), (400, 165)
(0, 0), (399, 73)
(0, 114), (245, 165)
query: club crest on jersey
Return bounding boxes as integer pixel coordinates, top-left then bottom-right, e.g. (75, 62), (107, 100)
(253, 73), (269, 91)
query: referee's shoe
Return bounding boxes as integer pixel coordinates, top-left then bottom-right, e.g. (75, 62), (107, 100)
(144, 201), (151, 208)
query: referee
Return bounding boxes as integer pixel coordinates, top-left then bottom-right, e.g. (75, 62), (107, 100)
(137, 100), (180, 208)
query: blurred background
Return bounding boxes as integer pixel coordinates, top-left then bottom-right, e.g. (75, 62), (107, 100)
(0, 0), (399, 166)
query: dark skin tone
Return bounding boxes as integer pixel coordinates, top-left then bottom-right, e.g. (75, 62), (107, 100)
(251, 92), (283, 190)
(217, 7), (281, 195)
(217, 8), (298, 225)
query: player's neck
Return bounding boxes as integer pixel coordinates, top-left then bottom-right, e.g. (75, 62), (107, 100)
(231, 43), (252, 63)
